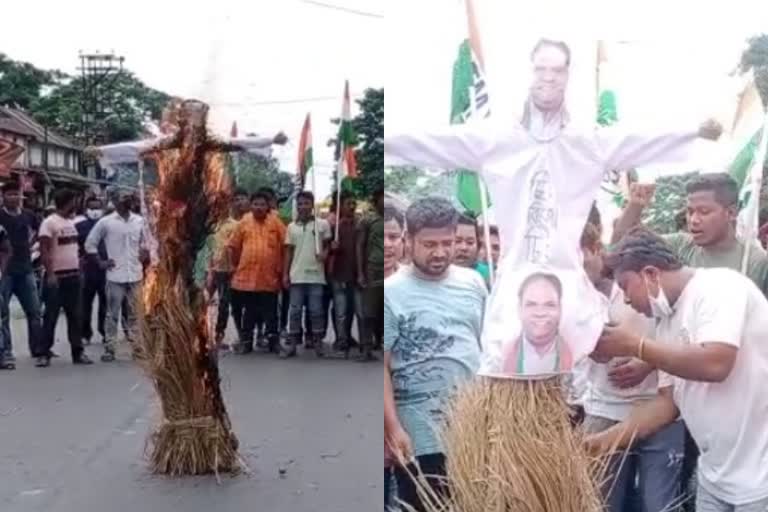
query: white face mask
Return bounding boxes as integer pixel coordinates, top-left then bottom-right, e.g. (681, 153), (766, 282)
(644, 274), (673, 318)
(86, 209), (103, 220)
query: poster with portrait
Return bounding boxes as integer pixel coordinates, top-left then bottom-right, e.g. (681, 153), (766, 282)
(479, 263), (606, 379)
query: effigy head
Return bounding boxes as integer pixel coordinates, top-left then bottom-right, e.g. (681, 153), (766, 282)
(179, 99), (210, 131)
(529, 38), (570, 112)
(160, 97), (184, 135)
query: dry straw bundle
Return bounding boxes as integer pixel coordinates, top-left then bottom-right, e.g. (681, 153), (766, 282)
(406, 378), (607, 512)
(137, 100), (239, 476)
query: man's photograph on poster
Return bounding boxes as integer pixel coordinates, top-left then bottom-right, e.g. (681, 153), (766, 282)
(478, 264), (604, 379)
(501, 271), (574, 375)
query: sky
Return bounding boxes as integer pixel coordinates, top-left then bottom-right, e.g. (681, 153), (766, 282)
(0, 0), (384, 199)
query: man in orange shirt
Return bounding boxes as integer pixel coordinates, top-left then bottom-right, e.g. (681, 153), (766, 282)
(228, 191), (286, 354)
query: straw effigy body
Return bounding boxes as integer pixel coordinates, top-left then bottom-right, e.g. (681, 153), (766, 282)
(412, 378), (605, 512)
(137, 100), (239, 476)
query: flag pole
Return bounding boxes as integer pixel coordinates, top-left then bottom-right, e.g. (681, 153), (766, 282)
(479, 180), (494, 286)
(741, 109), (768, 273)
(335, 154), (344, 241)
(311, 164), (320, 255)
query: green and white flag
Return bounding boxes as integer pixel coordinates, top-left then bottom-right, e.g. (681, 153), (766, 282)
(451, 0), (491, 217)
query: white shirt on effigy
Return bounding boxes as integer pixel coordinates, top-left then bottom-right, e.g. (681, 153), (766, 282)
(656, 268), (768, 505)
(583, 283), (658, 422)
(385, 115), (700, 375)
(84, 212), (146, 284)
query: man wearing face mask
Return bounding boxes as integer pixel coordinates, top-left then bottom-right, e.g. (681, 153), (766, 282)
(85, 190), (149, 362)
(588, 228), (768, 512)
(76, 196), (107, 346)
(609, 173), (768, 501)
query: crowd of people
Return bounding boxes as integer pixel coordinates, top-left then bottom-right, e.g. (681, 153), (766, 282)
(383, 172), (768, 512)
(0, 180), (385, 370)
(207, 185), (384, 361)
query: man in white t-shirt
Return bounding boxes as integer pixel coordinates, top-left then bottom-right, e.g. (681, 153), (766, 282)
(589, 228), (768, 512)
(282, 190), (332, 358)
(37, 189), (94, 367)
(580, 223), (684, 512)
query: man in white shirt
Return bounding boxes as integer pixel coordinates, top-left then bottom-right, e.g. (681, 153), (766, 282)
(85, 190), (148, 362)
(580, 223), (684, 512)
(589, 228), (768, 512)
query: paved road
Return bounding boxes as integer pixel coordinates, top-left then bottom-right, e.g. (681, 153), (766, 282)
(0, 301), (382, 512)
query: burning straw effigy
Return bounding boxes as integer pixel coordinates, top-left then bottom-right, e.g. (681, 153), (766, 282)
(136, 99), (239, 476)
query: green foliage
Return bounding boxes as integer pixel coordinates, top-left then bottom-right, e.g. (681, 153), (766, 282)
(328, 88), (383, 199)
(739, 34), (768, 108)
(231, 153), (294, 199)
(0, 53), (171, 144)
(642, 172), (699, 234)
(385, 166), (462, 209)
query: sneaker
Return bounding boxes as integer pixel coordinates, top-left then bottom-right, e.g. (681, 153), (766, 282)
(0, 357), (16, 370)
(48, 351), (60, 358)
(279, 348), (297, 359)
(101, 352), (116, 363)
(35, 356), (51, 368)
(73, 353), (94, 365)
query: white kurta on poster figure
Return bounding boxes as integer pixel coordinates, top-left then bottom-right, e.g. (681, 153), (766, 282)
(385, 40), (721, 379)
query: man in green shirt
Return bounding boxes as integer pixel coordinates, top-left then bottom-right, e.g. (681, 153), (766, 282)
(612, 173), (768, 294)
(357, 187), (384, 362)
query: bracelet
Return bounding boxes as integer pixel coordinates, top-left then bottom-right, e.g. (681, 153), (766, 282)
(637, 336), (646, 360)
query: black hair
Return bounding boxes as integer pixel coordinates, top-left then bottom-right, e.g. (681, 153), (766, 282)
(457, 212), (480, 240)
(518, 272), (563, 301)
(53, 188), (78, 210)
(405, 197), (458, 236)
(2, 182), (20, 194)
(605, 227), (683, 274)
(531, 38), (571, 67)
(233, 187), (249, 198)
(297, 190), (315, 203)
(256, 187), (276, 200)
(383, 201), (405, 229)
(250, 191), (270, 204)
(85, 196), (103, 206)
(685, 173), (739, 208)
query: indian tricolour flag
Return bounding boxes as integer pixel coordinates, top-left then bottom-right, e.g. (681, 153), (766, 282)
(297, 113), (313, 190)
(452, 0), (491, 217)
(730, 74), (768, 267)
(337, 80), (357, 178)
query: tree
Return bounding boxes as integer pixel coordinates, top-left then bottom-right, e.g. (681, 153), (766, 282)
(0, 53), (171, 144)
(0, 54), (59, 110)
(740, 34), (768, 108)
(230, 153), (294, 198)
(328, 87), (383, 199)
(31, 71), (170, 144)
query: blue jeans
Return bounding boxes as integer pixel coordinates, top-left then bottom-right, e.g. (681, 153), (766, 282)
(0, 272), (43, 361)
(287, 284), (325, 346)
(584, 415), (685, 512)
(331, 281), (362, 345)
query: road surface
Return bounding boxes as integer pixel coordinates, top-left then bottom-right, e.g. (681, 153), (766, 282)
(0, 300), (382, 512)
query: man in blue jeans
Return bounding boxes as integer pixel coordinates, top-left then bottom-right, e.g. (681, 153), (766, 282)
(0, 182), (43, 368)
(282, 191), (331, 358)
